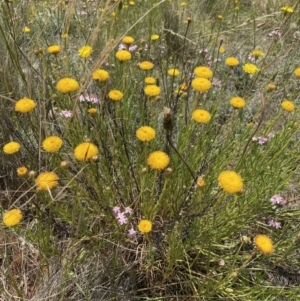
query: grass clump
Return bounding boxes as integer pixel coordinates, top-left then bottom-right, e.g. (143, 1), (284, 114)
(1, 0), (300, 300)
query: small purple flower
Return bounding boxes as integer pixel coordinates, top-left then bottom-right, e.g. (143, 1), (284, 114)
(128, 227), (137, 237)
(248, 54), (256, 63)
(118, 43), (127, 50)
(79, 94), (100, 104)
(112, 206), (121, 215)
(129, 45), (138, 52)
(270, 194), (286, 206)
(268, 220), (282, 229)
(124, 207), (133, 214)
(198, 48), (209, 54)
(252, 134), (273, 145)
(116, 212), (128, 225)
(60, 110), (73, 118)
(268, 29), (281, 37)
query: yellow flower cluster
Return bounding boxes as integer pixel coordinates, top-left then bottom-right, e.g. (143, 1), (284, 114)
(230, 96), (246, 109)
(144, 77), (156, 85)
(254, 234), (274, 254)
(194, 66), (213, 79)
(138, 219), (152, 233)
(281, 6), (293, 13)
(151, 34), (159, 41)
(3, 141), (21, 154)
(15, 97), (36, 113)
(192, 109), (211, 124)
(47, 45), (61, 55)
(191, 77), (211, 92)
(225, 57), (239, 67)
(74, 142), (99, 161)
(122, 36), (135, 44)
(35, 171), (59, 191)
(136, 126), (156, 142)
(56, 78), (79, 93)
(115, 50), (131, 61)
(242, 63), (259, 75)
(251, 49), (264, 57)
(147, 151), (170, 170)
(144, 85), (161, 97)
(294, 67), (300, 77)
(3, 209), (22, 227)
(42, 136), (63, 153)
(281, 100), (294, 112)
(78, 45), (93, 58)
(139, 61), (154, 70)
(17, 166), (28, 176)
(218, 170), (243, 194)
(92, 69), (110, 81)
(168, 68), (180, 76)
(108, 90), (123, 101)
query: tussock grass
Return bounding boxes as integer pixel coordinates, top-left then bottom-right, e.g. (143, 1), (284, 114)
(0, 0), (300, 300)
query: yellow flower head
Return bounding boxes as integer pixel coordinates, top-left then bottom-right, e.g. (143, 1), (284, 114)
(56, 78), (79, 93)
(192, 109), (211, 123)
(168, 68), (180, 76)
(151, 34), (159, 41)
(17, 166), (28, 177)
(218, 170), (243, 194)
(144, 85), (161, 97)
(78, 45), (93, 58)
(88, 108), (97, 114)
(230, 96), (246, 109)
(191, 77), (212, 92)
(122, 36), (135, 44)
(3, 141), (21, 154)
(3, 209), (22, 227)
(74, 142), (99, 161)
(108, 89), (123, 101)
(144, 77), (156, 85)
(225, 57), (239, 67)
(92, 69), (110, 81)
(267, 83), (276, 92)
(115, 50), (132, 61)
(15, 97), (36, 113)
(281, 6), (293, 13)
(281, 100), (294, 112)
(139, 61), (154, 70)
(196, 176), (205, 188)
(138, 219), (152, 233)
(147, 151), (170, 170)
(22, 26), (30, 33)
(42, 136), (63, 153)
(242, 63), (259, 75)
(47, 45), (61, 55)
(294, 67), (300, 77)
(219, 46), (225, 53)
(194, 66), (213, 79)
(136, 126), (156, 142)
(35, 171), (59, 191)
(251, 49), (264, 57)
(254, 234), (274, 254)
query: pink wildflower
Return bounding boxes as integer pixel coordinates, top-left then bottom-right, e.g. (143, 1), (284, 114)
(118, 43), (127, 50)
(112, 206), (121, 214)
(60, 110), (73, 118)
(270, 194), (286, 206)
(128, 227), (137, 237)
(116, 212), (128, 225)
(79, 94), (99, 103)
(268, 220), (282, 229)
